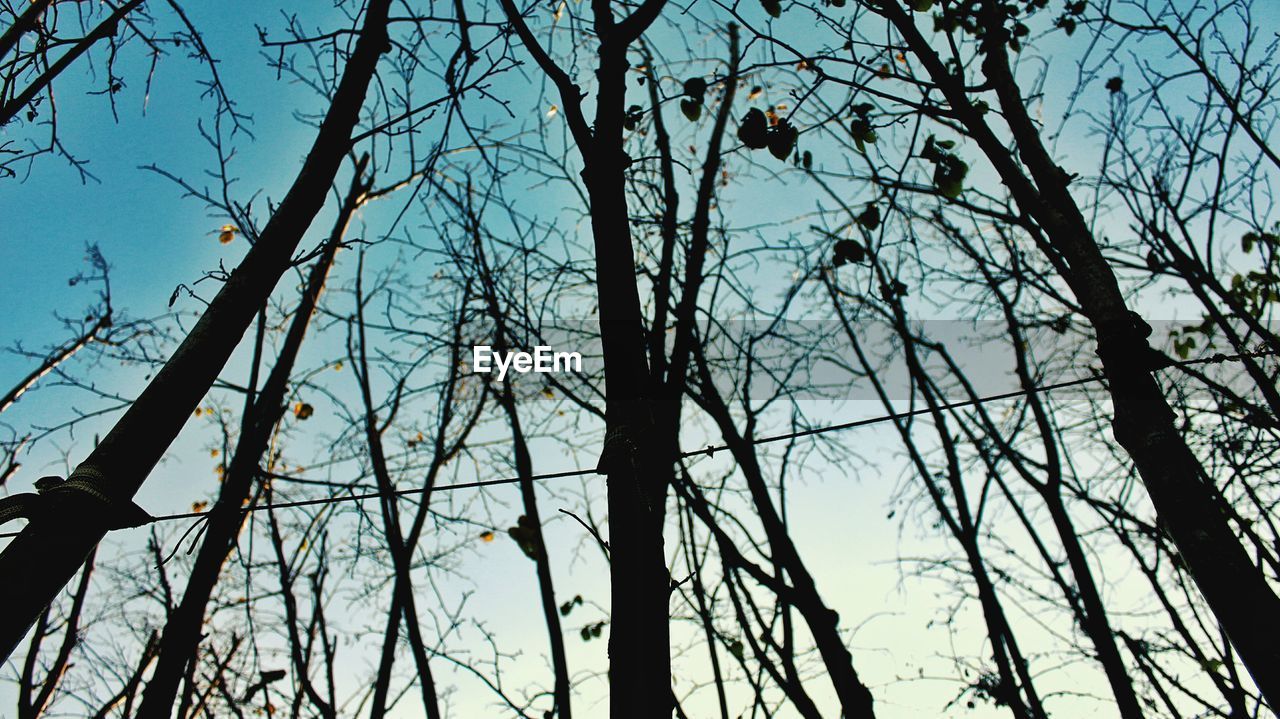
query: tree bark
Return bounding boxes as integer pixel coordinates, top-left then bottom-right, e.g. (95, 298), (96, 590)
(0, 0), (391, 663)
(133, 157), (368, 719)
(877, 1), (1280, 705)
(496, 1), (674, 714)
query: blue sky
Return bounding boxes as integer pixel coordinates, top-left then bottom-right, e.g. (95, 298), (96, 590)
(2, 1), (1272, 716)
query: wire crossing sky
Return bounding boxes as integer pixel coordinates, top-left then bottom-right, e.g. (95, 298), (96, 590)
(2, 0), (1279, 717)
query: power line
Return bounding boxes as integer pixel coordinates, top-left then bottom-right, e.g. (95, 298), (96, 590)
(0, 346), (1272, 539)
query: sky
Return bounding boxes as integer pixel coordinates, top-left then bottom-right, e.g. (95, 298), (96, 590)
(2, 1), (1273, 717)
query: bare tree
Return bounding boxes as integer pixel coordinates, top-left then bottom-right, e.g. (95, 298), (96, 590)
(497, 0), (678, 714)
(0, 0), (394, 662)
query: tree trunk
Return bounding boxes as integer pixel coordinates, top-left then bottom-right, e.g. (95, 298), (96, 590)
(581, 13), (674, 718)
(0, 0), (391, 663)
(879, 3), (1280, 705)
(134, 158), (367, 719)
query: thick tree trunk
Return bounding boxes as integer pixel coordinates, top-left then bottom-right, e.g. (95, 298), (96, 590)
(585, 24), (674, 719)
(0, 0), (391, 663)
(878, 2), (1280, 705)
(980, 39), (1280, 708)
(489, 3), (673, 714)
(133, 159), (367, 719)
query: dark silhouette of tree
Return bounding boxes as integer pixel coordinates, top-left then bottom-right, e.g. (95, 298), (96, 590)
(0, 0), (395, 663)
(497, 0), (680, 714)
(133, 154), (372, 719)
(4, 0), (1280, 717)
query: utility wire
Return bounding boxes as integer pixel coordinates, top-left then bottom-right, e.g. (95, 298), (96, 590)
(0, 346), (1272, 540)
